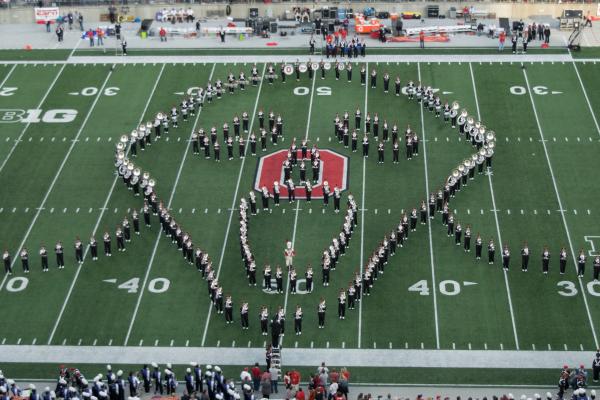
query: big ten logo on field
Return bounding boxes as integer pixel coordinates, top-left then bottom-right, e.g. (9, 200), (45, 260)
(0, 109), (78, 124)
(254, 149), (349, 199)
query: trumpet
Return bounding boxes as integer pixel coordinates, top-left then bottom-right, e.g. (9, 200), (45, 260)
(452, 101), (460, 110)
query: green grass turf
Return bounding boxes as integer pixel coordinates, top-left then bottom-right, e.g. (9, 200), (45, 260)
(0, 50), (71, 61)
(0, 60), (599, 381)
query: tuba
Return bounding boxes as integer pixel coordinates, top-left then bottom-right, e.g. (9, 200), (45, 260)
(148, 179), (156, 190)
(131, 168), (141, 185)
(485, 130), (496, 144)
(485, 147), (494, 158)
(452, 169), (460, 179)
(116, 142), (125, 152)
(471, 153), (478, 163)
(452, 101), (460, 111)
(120, 134), (129, 146)
(115, 151), (125, 167)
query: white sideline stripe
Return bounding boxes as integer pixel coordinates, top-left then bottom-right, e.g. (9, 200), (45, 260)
(200, 64), (267, 347)
(123, 63), (216, 346)
(282, 70), (317, 326)
(0, 63), (66, 177)
(358, 62), (368, 349)
(0, 346), (593, 369)
(417, 62), (440, 350)
(468, 62), (520, 350)
(0, 67), (113, 294)
(522, 69), (599, 349)
(571, 62), (600, 138)
(47, 64), (167, 345)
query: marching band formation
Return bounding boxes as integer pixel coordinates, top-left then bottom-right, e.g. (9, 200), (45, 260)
(2, 60), (599, 347)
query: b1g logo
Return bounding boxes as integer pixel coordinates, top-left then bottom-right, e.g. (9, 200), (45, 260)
(0, 109), (78, 124)
(254, 149), (348, 199)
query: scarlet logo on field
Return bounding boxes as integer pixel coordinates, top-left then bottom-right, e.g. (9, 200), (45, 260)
(254, 149), (349, 199)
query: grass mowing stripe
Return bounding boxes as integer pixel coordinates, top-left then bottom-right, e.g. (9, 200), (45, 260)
(200, 63), (267, 347)
(123, 63), (217, 346)
(0, 66), (113, 293)
(358, 62), (368, 349)
(282, 72), (317, 325)
(468, 62), (520, 350)
(47, 63), (167, 345)
(0, 64), (16, 89)
(522, 68), (599, 349)
(417, 62), (440, 350)
(0, 63), (66, 177)
(571, 62), (600, 136)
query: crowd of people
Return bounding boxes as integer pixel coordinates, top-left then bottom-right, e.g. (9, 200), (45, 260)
(155, 8), (195, 24)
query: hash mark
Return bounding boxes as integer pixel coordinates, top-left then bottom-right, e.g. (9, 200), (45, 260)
(155, 339), (159, 346)
(186, 340), (189, 346)
(564, 344), (568, 351)
(548, 344), (552, 350)
(108, 339), (113, 346)
(61, 338), (66, 345)
(372, 342), (376, 349)
(78, 338), (82, 346)
(532, 343), (536, 350)
(139, 340), (143, 346)
(389, 342), (392, 349)
(327, 341), (330, 348)
(421, 342), (424, 349)
(452, 342), (456, 350)
(468, 343), (472, 350)
(231, 340), (235, 347)
(217, 340), (220, 347)
(247, 341), (251, 348)
(580, 344), (584, 351)
(93, 339), (97, 346)
(17, 338), (22, 345)
(1, 338), (5, 345)
(484, 343), (487, 350)
(500, 343), (504, 350)
(32, 338), (37, 345)
(170, 340), (174, 347)
(310, 341), (314, 348)
(405, 342), (408, 349)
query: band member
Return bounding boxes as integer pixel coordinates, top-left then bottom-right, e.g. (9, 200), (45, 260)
(260, 306), (269, 335)
(103, 231), (112, 256)
(317, 298), (326, 328)
(395, 76), (401, 96)
(593, 256), (600, 281)
(577, 250), (586, 277)
(464, 225), (471, 252)
(55, 241), (65, 269)
(392, 141), (399, 163)
(383, 72), (390, 93)
(261, 186), (270, 210)
(305, 265), (313, 293)
(306, 181), (313, 202)
(40, 245), (48, 271)
(488, 239), (495, 264)
(132, 210), (140, 235)
(559, 247), (567, 274)
(116, 226), (125, 252)
(377, 142), (384, 164)
(240, 301), (249, 329)
(502, 244), (510, 271)
(333, 187), (341, 213)
(90, 236), (98, 260)
(338, 289), (346, 319)
(273, 181), (280, 206)
(455, 222), (462, 245)
(289, 267), (297, 294)
(521, 242), (530, 271)
(475, 233), (482, 260)
(360, 65), (366, 86)
(263, 264), (272, 291)
(3, 250), (11, 275)
(294, 305), (303, 335)
(362, 134), (369, 157)
(370, 68), (377, 88)
(20, 247), (29, 273)
(74, 237), (83, 263)
(347, 63), (352, 82)
(542, 246), (550, 274)
(347, 282), (356, 309)
(225, 295), (233, 323)
(275, 265), (283, 293)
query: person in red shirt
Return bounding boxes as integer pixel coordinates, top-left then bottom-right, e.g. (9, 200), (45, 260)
(86, 28), (94, 47)
(96, 27), (104, 46)
(159, 26), (167, 42)
(289, 370), (301, 390)
(498, 30), (506, 51)
(419, 30), (425, 49)
(296, 388), (306, 400)
(251, 363), (262, 391)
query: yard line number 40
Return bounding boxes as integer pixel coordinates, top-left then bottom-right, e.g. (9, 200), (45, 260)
(4, 276), (171, 293)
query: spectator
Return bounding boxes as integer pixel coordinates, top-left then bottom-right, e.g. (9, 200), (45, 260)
(96, 27), (104, 46)
(55, 24), (64, 42)
(240, 367), (252, 386)
(251, 363), (261, 391)
(115, 22), (121, 40)
(67, 11), (73, 30)
(86, 29), (94, 47)
(121, 39), (127, 55)
(419, 30), (425, 49)
(498, 30), (506, 52)
(78, 13), (84, 31)
(268, 365), (279, 394)
(261, 374), (272, 399)
(593, 351), (600, 382)
(297, 388), (306, 400)
(289, 370), (301, 392)
(159, 27), (167, 42)
(45, 20), (51, 33)
(395, 19), (403, 36)
(219, 27), (226, 43)
(329, 369), (339, 384)
(543, 24), (550, 44)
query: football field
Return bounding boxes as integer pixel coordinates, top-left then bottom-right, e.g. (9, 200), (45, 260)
(1, 57), (600, 363)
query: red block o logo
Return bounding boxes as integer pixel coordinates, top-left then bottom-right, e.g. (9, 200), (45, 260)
(253, 149), (349, 199)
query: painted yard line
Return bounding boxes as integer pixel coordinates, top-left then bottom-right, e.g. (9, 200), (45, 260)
(358, 62), (368, 349)
(0, 63), (67, 177)
(417, 62), (440, 350)
(47, 63), (167, 345)
(123, 63), (217, 346)
(200, 64), (267, 347)
(0, 67), (113, 293)
(468, 62), (520, 350)
(0, 345), (595, 369)
(522, 68), (599, 349)
(0, 64), (16, 89)
(282, 72), (317, 326)
(571, 62), (600, 137)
